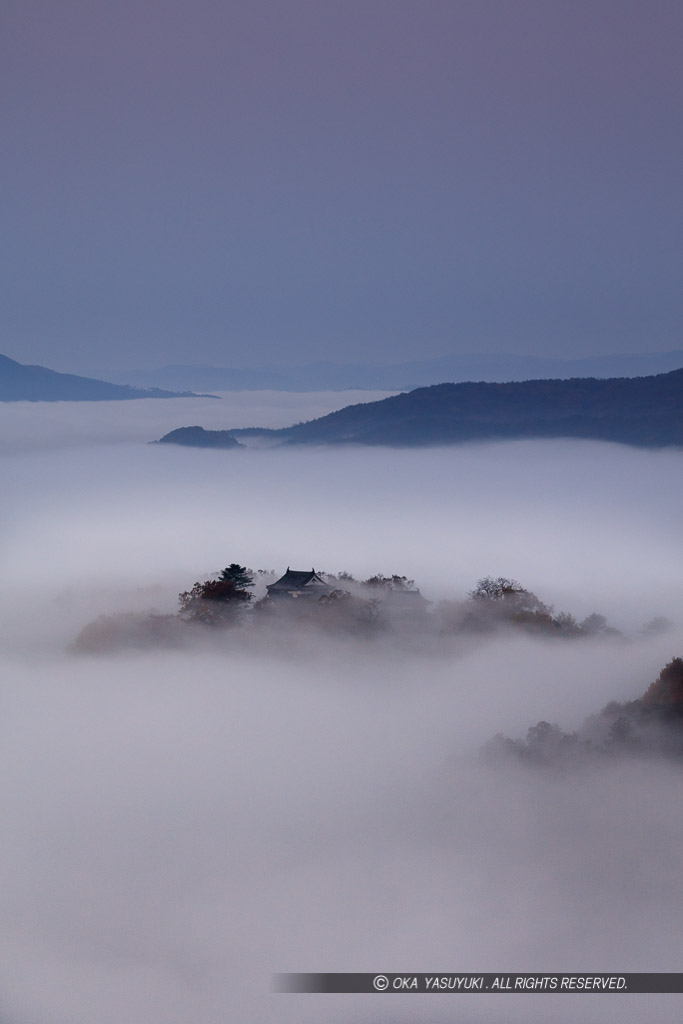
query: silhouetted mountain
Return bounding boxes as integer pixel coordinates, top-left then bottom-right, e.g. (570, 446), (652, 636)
(156, 427), (242, 449)
(157, 368), (683, 449)
(0, 353), (210, 401)
(116, 350), (683, 392)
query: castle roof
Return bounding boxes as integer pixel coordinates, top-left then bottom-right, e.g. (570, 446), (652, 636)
(266, 568), (331, 594)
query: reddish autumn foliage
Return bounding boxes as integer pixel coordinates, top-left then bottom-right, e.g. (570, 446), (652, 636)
(642, 658), (683, 710)
(178, 578), (251, 626)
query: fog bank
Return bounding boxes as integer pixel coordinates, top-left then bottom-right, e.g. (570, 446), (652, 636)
(0, 389), (397, 452)
(1, 396), (682, 1023)
(2, 650), (683, 1024)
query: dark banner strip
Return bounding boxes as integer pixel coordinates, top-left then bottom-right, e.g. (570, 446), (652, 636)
(275, 973), (683, 994)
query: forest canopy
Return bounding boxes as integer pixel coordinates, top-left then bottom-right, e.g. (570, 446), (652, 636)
(70, 564), (649, 655)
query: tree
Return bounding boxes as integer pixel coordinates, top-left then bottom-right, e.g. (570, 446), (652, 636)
(642, 657), (683, 710)
(362, 573), (414, 590)
(553, 611), (581, 636)
(639, 616), (672, 638)
(469, 576), (547, 612)
(315, 588), (382, 635)
(580, 612), (608, 635)
(524, 721), (579, 762)
(178, 565), (253, 627)
(219, 563), (255, 590)
(608, 717), (634, 746)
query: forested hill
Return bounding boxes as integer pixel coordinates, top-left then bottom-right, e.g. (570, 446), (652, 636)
(0, 353), (206, 401)
(158, 369), (683, 449)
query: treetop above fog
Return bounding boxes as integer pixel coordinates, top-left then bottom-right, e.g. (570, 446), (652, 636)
(484, 658), (683, 769)
(69, 560), (664, 655)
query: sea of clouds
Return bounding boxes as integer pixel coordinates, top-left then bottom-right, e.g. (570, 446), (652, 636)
(1, 392), (682, 1023)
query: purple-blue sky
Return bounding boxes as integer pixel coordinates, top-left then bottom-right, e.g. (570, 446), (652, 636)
(2, 0), (682, 376)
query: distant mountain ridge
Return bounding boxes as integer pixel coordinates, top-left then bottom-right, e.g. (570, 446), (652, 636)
(0, 353), (210, 402)
(156, 368), (683, 450)
(118, 350), (683, 393)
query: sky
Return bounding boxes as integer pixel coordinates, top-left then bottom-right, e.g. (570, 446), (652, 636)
(2, 0), (682, 377)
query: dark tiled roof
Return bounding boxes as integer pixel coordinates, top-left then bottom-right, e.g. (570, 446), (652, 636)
(267, 568), (331, 592)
